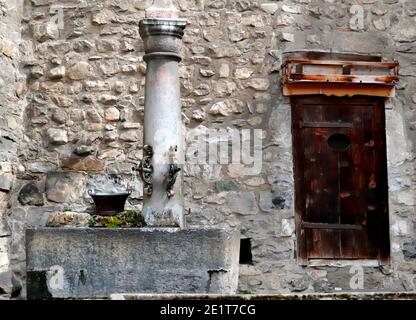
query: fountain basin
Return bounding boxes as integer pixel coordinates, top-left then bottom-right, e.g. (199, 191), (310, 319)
(26, 227), (240, 299)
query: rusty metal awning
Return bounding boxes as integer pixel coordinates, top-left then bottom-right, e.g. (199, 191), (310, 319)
(282, 51), (399, 98)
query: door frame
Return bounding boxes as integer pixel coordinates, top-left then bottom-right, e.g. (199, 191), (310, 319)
(291, 95), (390, 265)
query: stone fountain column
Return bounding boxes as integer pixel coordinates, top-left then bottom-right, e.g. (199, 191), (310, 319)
(139, 1), (187, 227)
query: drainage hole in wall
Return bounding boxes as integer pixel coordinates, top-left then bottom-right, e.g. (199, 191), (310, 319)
(239, 238), (253, 265)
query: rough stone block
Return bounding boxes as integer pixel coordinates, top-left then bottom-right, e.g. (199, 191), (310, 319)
(227, 192), (258, 215)
(18, 183), (44, 206)
(46, 212), (90, 227)
(403, 241), (416, 260)
(0, 271), (12, 295)
(45, 172), (85, 203)
(0, 173), (13, 192)
(26, 228), (240, 299)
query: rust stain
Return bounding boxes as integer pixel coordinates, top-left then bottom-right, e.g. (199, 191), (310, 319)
(283, 83), (396, 98)
(282, 58), (399, 98)
(286, 59), (398, 68)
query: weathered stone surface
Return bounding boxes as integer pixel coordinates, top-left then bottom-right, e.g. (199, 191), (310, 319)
(269, 106), (292, 148)
(51, 109), (68, 124)
(46, 128), (68, 145)
(46, 212), (90, 227)
(99, 61), (120, 76)
(18, 184), (44, 206)
(288, 276), (310, 292)
(99, 94), (118, 105)
(0, 271), (12, 295)
(67, 62), (93, 80)
(391, 220), (408, 236)
(92, 9), (114, 25)
(209, 99), (245, 116)
(244, 177), (265, 187)
(0, 237), (8, 268)
(26, 162), (58, 174)
(260, 3), (279, 14)
(281, 32), (295, 42)
(235, 68), (253, 80)
(386, 110), (413, 166)
(280, 219), (294, 237)
(200, 69), (215, 77)
(403, 241), (416, 260)
(33, 22), (59, 42)
(191, 109), (207, 121)
(48, 66), (65, 80)
(259, 191), (289, 212)
(212, 80), (236, 97)
(219, 64), (230, 78)
(215, 180), (238, 192)
(26, 228), (240, 298)
(119, 130), (140, 142)
(247, 78), (270, 91)
(392, 19), (416, 42)
(45, 173), (85, 203)
(52, 96), (73, 108)
(104, 107), (120, 121)
(227, 192), (258, 215)
(209, 46), (241, 58)
(74, 145), (95, 156)
(0, 174), (13, 192)
(62, 156), (105, 172)
(312, 279), (334, 293)
(97, 149), (122, 159)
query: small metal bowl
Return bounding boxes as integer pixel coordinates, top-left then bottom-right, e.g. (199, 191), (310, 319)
(88, 190), (131, 216)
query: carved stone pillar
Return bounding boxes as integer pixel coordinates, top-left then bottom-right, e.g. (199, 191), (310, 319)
(139, 1), (187, 227)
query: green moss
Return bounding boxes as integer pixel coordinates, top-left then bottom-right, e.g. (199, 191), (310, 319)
(88, 210), (147, 228)
(87, 218), (97, 227)
(104, 216), (124, 228)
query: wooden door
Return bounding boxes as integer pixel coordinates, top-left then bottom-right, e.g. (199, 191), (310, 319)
(291, 96), (390, 264)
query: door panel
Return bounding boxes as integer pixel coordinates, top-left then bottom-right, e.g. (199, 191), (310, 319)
(292, 96), (390, 263)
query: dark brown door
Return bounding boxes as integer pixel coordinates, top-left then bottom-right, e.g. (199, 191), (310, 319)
(291, 96), (390, 264)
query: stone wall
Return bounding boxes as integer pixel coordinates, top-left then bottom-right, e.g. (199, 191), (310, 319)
(0, 0), (415, 297)
(0, 0), (26, 296)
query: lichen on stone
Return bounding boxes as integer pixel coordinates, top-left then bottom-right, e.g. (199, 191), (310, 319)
(88, 210), (147, 228)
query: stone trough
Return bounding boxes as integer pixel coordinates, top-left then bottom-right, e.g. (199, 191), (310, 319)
(26, 227), (240, 299)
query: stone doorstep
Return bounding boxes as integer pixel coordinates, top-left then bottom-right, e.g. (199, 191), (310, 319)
(110, 292), (416, 300)
(307, 259), (381, 267)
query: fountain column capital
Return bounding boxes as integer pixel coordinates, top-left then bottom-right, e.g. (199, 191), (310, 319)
(139, 1), (187, 62)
